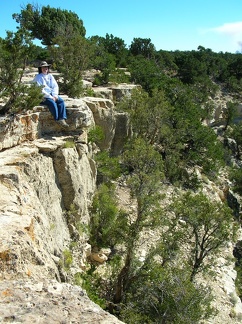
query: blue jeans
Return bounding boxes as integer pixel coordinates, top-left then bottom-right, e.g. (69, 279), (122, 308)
(41, 96), (67, 121)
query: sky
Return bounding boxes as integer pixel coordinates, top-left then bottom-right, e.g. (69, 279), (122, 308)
(1, 0), (242, 53)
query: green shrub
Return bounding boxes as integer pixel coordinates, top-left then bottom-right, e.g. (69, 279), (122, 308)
(89, 183), (128, 248)
(95, 151), (121, 182)
(64, 139), (75, 148)
(61, 249), (73, 270)
(75, 270), (106, 309)
(88, 126), (105, 144)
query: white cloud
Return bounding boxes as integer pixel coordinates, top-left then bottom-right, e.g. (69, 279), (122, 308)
(199, 22), (242, 36)
(211, 22), (242, 36)
(198, 22), (242, 52)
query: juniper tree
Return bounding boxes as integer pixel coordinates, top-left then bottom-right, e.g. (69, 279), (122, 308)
(169, 191), (236, 281)
(13, 4), (86, 46)
(109, 137), (165, 309)
(0, 29), (43, 115)
(49, 26), (92, 98)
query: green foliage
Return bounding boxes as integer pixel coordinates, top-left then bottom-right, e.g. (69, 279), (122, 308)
(155, 49), (178, 76)
(86, 152), (122, 247)
(67, 203), (81, 223)
(0, 29), (43, 114)
(61, 249), (73, 271)
(84, 87), (95, 97)
(101, 33), (128, 67)
(223, 101), (238, 130)
(130, 37), (156, 59)
(13, 4), (86, 46)
(230, 167), (242, 195)
(122, 137), (164, 201)
(94, 150), (121, 182)
(89, 35), (117, 85)
(119, 264), (216, 324)
(227, 122), (242, 158)
(10, 83), (44, 114)
(128, 56), (166, 93)
(89, 183), (128, 248)
(100, 139), (165, 308)
(109, 69), (130, 84)
(31, 45), (50, 61)
(87, 140), (225, 324)
(66, 204), (90, 239)
(228, 55), (242, 80)
(93, 69), (111, 86)
(75, 269), (107, 308)
(175, 50), (208, 84)
(226, 76), (242, 93)
(89, 34), (128, 69)
(88, 126), (105, 144)
(1, 7), (241, 322)
(50, 29), (92, 98)
(118, 86), (225, 186)
(235, 258), (242, 300)
(117, 87), (171, 144)
(169, 191), (236, 280)
(64, 139), (75, 148)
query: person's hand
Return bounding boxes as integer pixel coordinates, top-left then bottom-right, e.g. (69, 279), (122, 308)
(53, 96), (57, 102)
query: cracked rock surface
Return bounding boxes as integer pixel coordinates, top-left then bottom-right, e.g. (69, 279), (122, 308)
(0, 279), (123, 323)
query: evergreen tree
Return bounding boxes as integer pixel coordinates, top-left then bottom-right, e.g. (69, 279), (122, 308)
(120, 264), (216, 324)
(169, 191), (236, 280)
(50, 26), (92, 98)
(13, 4), (86, 46)
(0, 29), (43, 114)
(130, 37), (156, 59)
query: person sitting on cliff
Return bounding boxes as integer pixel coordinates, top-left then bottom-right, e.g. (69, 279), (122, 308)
(33, 61), (69, 128)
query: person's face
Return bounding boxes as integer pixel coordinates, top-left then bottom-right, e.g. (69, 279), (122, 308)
(41, 66), (49, 74)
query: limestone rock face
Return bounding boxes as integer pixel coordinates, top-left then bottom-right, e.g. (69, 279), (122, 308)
(0, 137), (96, 281)
(92, 83), (140, 102)
(111, 112), (131, 156)
(110, 83), (141, 102)
(0, 95), (130, 157)
(0, 90), (128, 322)
(83, 97), (116, 151)
(0, 101), (94, 151)
(0, 279), (123, 323)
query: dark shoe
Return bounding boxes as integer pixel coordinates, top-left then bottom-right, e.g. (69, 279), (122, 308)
(56, 119), (69, 128)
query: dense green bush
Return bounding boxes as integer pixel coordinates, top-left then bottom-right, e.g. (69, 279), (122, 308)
(0, 29), (43, 114)
(89, 183), (128, 248)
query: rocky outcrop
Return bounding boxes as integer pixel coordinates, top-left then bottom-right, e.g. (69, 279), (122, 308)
(92, 83), (140, 102)
(0, 137), (95, 280)
(0, 99), (94, 151)
(0, 94), (130, 157)
(0, 94), (128, 323)
(0, 279), (122, 323)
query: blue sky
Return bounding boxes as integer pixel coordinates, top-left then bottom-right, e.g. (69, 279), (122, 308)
(1, 0), (242, 53)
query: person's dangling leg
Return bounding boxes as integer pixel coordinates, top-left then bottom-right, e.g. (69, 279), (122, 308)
(42, 98), (59, 120)
(41, 97), (69, 128)
(56, 97), (67, 120)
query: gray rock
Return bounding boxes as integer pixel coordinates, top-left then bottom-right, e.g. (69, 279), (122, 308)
(0, 279), (123, 323)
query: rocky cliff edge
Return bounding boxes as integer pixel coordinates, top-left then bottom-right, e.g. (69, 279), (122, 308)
(0, 95), (128, 323)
